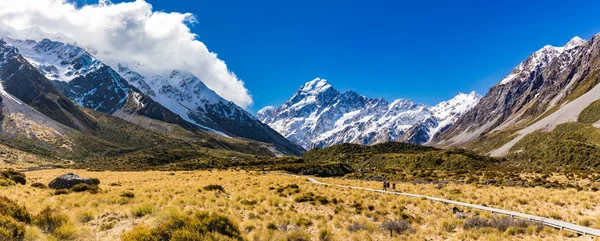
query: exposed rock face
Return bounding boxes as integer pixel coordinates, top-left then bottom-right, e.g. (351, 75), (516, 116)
(432, 35), (600, 150)
(0, 36), (304, 156)
(3, 38), (205, 134)
(0, 39), (99, 132)
(258, 78), (480, 149)
(117, 66), (305, 155)
(48, 173), (95, 189)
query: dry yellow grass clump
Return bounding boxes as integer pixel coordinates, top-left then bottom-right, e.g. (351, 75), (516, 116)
(0, 168), (595, 240)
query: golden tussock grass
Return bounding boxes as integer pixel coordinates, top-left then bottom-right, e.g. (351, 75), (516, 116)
(0, 168), (595, 240)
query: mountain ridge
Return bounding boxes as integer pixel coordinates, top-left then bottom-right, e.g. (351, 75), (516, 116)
(431, 34), (600, 160)
(0, 35), (304, 156)
(258, 78), (481, 149)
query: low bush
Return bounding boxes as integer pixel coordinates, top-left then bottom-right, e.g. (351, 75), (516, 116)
(121, 211), (243, 240)
(121, 225), (157, 241)
(89, 178), (101, 185)
(294, 192), (315, 203)
(31, 183), (47, 189)
(33, 208), (68, 234)
(77, 211), (94, 223)
(285, 230), (311, 241)
(347, 221), (369, 232)
(318, 228), (333, 241)
(71, 184), (99, 194)
(381, 219), (413, 236)
(54, 189), (69, 196)
(132, 204), (154, 217)
(0, 196), (32, 223)
(0, 170), (26, 186)
(240, 199), (258, 206)
(120, 191), (135, 198)
(203, 184), (226, 193)
(53, 223), (77, 240)
(0, 215), (26, 240)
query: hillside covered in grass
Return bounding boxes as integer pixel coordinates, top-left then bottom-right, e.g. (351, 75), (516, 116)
(301, 142), (502, 171)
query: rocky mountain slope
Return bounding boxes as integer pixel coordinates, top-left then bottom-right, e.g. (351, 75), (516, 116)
(0, 38), (301, 159)
(257, 78), (480, 149)
(0, 36), (303, 156)
(4, 38), (202, 134)
(116, 65), (304, 155)
(432, 35), (600, 159)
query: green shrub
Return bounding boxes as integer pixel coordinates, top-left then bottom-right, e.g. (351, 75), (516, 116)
(579, 99), (600, 124)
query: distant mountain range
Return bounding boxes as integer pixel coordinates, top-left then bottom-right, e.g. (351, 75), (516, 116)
(257, 78), (481, 149)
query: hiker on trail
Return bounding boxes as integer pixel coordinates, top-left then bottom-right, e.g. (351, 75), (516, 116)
(383, 181), (387, 191)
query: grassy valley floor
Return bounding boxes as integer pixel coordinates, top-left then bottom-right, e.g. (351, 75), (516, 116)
(0, 168), (597, 240)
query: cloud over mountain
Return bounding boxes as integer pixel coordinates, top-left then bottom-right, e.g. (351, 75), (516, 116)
(0, 0), (253, 108)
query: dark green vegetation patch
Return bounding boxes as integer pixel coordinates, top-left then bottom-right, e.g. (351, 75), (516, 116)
(578, 99), (600, 124)
(509, 122), (600, 169)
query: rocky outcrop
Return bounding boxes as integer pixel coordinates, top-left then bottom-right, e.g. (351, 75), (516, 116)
(48, 173), (96, 189)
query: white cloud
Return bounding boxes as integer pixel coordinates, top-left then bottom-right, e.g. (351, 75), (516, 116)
(0, 0), (253, 108)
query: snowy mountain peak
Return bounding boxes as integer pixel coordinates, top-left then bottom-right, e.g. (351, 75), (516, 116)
(565, 36), (586, 50)
(499, 43), (565, 85)
(448, 91), (482, 104)
(432, 91), (482, 115)
(258, 78), (481, 149)
(300, 78), (332, 94)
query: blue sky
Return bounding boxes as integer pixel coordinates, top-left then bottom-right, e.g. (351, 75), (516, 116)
(75, 0), (600, 112)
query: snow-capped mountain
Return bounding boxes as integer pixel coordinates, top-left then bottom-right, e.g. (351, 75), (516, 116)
(0, 35), (304, 155)
(401, 92), (482, 144)
(117, 65), (304, 155)
(433, 36), (589, 149)
(1, 37), (203, 134)
(257, 78), (481, 149)
(498, 37), (585, 86)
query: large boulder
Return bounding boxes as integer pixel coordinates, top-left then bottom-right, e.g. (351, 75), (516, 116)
(48, 173), (95, 189)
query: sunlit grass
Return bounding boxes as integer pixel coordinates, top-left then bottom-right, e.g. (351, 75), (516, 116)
(0, 168), (594, 240)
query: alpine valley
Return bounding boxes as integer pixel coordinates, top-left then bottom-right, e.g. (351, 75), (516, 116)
(5, 2), (600, 241)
